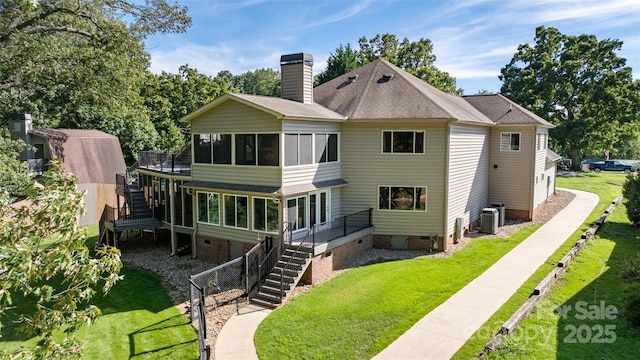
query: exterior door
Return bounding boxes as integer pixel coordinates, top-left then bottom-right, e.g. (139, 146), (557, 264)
(309, 190), (330, 231)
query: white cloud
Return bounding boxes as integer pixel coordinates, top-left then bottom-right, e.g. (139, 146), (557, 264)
(302, 0), (375, 29)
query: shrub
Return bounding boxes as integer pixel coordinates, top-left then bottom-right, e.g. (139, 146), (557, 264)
(622, 173), (640, 227)
(624, 291), (640, 327)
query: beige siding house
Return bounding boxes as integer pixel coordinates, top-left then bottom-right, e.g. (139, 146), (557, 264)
(129, 53), (559, 280)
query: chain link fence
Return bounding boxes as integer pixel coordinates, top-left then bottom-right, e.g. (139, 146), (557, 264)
(189, 241), (265, 359)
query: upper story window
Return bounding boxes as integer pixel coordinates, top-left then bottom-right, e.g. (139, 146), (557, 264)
(194, 134), (231, 164)
(236, 134), (279, 166)
(285, 134), (313, 166)
(284, 133), (338, 166)
(316, 133), (338, 163)
(378, 186), (427, 211)
(382, 131), (425, 154)
(501, 132), (520, 151)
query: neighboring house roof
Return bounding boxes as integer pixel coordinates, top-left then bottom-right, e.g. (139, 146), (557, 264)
(314, 59), (494, 125)
(181, 93), (347, 123)
(546, 149), (562, 162)
(29, 128), (126, 184)
(463, 94), (554, 127)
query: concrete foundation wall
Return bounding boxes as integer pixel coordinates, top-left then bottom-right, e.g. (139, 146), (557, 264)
(373, 234), (446, 251)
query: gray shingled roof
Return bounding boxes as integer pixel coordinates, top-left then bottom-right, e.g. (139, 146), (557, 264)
(29, 128), (126, 184)
(314, 59), (494, 125)
(463, 94), (554, 127)
(181, 93), (347, 123)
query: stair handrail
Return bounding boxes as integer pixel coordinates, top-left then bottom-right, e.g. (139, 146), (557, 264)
(279, 226), (314, 298)
(257, 222), (291, 283)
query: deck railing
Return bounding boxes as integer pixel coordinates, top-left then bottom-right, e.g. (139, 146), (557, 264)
(137, 150), (191, 173)
(309, 208), (373, 246)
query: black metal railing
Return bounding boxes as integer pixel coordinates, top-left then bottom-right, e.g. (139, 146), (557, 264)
(278, 226), (313, 298)
(116, 173), (127, 193)
(258, 222), (291, 283)
(137, 150), (191, 174)
(307, 208), (374, 247)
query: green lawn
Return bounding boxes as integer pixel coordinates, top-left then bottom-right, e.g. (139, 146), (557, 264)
(254, 226), (540, 359)
(453, 172), (639, 359)
(0, 225), (199, 359)
(255, 173), (637, 359)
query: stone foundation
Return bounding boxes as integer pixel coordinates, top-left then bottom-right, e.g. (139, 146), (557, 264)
(302, 234), (373, 284)
(196, 236), (229, 264)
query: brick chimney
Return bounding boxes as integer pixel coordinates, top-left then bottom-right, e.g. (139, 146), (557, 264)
(8, 113), (34, 160)
(280, 53), (313, 104)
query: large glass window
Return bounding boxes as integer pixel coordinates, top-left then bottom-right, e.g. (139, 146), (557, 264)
(285, 134), (313, 166)
(224, 194), (248, 229)
(236, 133), (279, 166)
(378, 186), (427, 211)
(197, 192), (220, 225)
(501, 132), (520, 151)
(258, 134), (279, 166)
(235, 134), (256, 165)
(286, 196), (307, 231)
(382, 131), (425, 154)
(194, 134), (212, 163)
(315, 133), (338, 163)
(253, 198), (279, 233)
(213, 134), (232, 164)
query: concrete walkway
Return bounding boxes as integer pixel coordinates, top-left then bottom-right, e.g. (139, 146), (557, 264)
(373, 188), (598, 359)
(215, 304), (271, 359)
(215, 188), (598, 360)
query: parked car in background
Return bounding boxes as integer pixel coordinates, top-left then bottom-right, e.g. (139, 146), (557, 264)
(588, 160), (634, 173)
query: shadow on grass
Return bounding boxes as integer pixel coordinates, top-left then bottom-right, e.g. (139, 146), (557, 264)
(128, 315), (197, 359)
(555, 221), (640, 359)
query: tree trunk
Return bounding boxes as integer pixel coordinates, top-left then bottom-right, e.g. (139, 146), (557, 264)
(571, 148), (582, 171)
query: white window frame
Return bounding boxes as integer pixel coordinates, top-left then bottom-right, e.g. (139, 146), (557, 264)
(223, 193), (249, 229)
(252, 197), (279, 234)
(500, 132), (521, 152)
(381, 130), (425, 154)
(286, 195), (308, 232)
(378, 186), (427, 212)
(196, 191), (220, 226)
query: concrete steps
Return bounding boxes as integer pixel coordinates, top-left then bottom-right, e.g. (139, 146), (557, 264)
(251, 245), (313, 308)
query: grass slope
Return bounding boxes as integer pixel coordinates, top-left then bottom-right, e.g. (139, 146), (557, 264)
(453, 172), (639, 359)
(255, 226), (539, 359)
(0, 225), (199, 359)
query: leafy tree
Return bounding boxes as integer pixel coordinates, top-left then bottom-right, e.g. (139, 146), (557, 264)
(476, 89), (494, 95)
(0, 128), (32, 197)
(0, 0), (191, 163)
(0, 159), (122, 358)
(316, 33), (462, 94)
(143, 66), (233, 153)
(314, 44), (358, 86)
(500, 26), (640, 168)
(232, 68), (280, 97)
(622, 173), (640, 228)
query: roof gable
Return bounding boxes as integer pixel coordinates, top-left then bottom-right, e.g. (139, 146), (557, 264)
(181, 93), (346, 123)
(314, 59), (493, 125)
(463, 94), (554, 127)
(29, 128), (126, 184)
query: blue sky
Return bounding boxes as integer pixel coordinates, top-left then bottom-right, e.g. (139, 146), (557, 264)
(146, 0), (640, 95)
